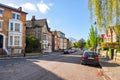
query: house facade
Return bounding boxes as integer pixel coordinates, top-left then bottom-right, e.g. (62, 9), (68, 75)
(52, 31), (60, 51)
(55, 31), (68, 50)
(102, 27), (117, 42)
(26, 16), (52, 53)
(0, 3), (27, 55)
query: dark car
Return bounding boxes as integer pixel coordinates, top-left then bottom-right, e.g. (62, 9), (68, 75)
(64, 49), (69, 54)
(81, 51), (99, 66)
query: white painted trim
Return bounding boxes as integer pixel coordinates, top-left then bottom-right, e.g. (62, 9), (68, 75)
(12, 11), (20, 15)
(0, 8), (4, 17)
(8, 35), (22, 47)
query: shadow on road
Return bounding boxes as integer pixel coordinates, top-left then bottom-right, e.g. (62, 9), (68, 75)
(0, 59), (64, 80)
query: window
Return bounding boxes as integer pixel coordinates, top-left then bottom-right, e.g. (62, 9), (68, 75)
(0, 21), (2, 30)
(10, 36), (13, 45)
(15, 23), (20, 32)
(10, 22), (13, 31)
(17, 14), (20, 20)
(0, 9), (3, 17)
(9, 36), (21, 46)
(12, 13), (15, 19)
(12, 12), (20, 20)
(14, 36), (20, 45)
(9, 21), (22, 32)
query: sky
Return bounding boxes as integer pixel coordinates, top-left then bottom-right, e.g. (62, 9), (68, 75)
(0, 0), (91, 41)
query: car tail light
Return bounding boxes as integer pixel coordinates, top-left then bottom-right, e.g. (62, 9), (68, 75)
(95, 56), (99, 59)
(82, 55), (87, 58)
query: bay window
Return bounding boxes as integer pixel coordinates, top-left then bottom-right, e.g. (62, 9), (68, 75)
(0, 21), (2, 30)
(15, 23), (20, 32)
(9, 21), (22, 32)
(9, 35), (22, 46)
(14, 36), (20, 45)
(10, 36), (13, 45)
(10, 22), (13, 31)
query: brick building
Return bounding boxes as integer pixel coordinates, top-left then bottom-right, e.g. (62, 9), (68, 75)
(0, 3), (27, 55)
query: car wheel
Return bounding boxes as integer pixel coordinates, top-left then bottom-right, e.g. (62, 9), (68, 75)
(81, 60), (86, 65)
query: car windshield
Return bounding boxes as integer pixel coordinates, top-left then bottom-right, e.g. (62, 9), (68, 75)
(84, 52), (97, 57)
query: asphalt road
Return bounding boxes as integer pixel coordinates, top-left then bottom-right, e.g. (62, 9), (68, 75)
(0, 51), (105, 80)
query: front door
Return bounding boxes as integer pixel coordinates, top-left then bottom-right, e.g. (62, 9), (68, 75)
(0, 35), (3, 48)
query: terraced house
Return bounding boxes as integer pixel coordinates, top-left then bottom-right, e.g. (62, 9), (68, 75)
(0, 3), (27, 55)
(26, 16), (52, 53)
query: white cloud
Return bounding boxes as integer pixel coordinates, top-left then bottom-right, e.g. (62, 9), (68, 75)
(37, 1), (52, 14)
(22, 3), (37, 12)
(6, 3), (37, 12)
(47, 19), (50, 24)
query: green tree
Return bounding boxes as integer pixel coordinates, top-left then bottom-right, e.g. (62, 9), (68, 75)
(73, 42), (80, 48)
(78, 38), (86, 50)
(88, 0), (120, 30)
(86, 39), (91, 48)
(89, 25), (97, 48)
(26, 36), (40, 52)
(87, 25), (102, 50)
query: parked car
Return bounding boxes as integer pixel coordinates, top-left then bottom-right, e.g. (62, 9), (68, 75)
(81, 51), (99, 66)
(64, 49), (69, 54)
(64, 49), (75, 54)
(68, 49), (75, 53)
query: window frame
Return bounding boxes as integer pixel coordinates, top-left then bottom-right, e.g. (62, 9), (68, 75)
(8, 35), (22, 46)
(12, 12), (20, 20)
(0, 8), (4, 17)
(9, 20), (22, 32)
(0, 20), (3, 31)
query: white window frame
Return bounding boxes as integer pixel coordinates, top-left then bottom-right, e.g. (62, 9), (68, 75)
(9, 20), (22, 32)
(8, 35), (22, 47)
(0, 20), (3, 31)
(12, 12), (20, 20)
(0, 8), (4, 17)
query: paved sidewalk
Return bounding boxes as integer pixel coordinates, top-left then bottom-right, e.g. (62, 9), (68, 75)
(0, 52), (63, 60)
(99, 57), (120, 80)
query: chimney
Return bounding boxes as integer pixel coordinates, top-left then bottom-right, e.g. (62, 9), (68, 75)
(18, 7), (22, 11)
(31, 16), (36, 21)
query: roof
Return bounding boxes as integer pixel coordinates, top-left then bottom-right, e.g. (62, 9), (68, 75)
(26, 18), (51, 32)
(0, 3), (27, 14)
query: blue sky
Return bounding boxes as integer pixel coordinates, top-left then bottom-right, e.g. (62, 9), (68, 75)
(0, 0), (90, 41)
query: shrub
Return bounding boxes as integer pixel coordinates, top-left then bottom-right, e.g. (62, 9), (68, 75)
(101, 42), (119, 49)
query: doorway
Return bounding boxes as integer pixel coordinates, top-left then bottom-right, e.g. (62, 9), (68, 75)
(0, 35), (3, 48)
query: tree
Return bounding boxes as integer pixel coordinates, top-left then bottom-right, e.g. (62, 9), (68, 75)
(87, 25), (102, 50)
(86, 39), (91, 48)
(89, 25), (97, 49)
(73, 42), (80, 48)
(68, 37), (77, 47)
(88, 0), (120, 30)
(26, 36), (40, 52)
(78, 38), (86, 50)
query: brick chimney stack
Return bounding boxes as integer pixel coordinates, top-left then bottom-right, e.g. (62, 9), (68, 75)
(18, 7), (22, 11)
(31, 16), (36, 21)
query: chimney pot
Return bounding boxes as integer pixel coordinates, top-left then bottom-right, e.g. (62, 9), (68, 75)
(18, 7), (22, 11)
